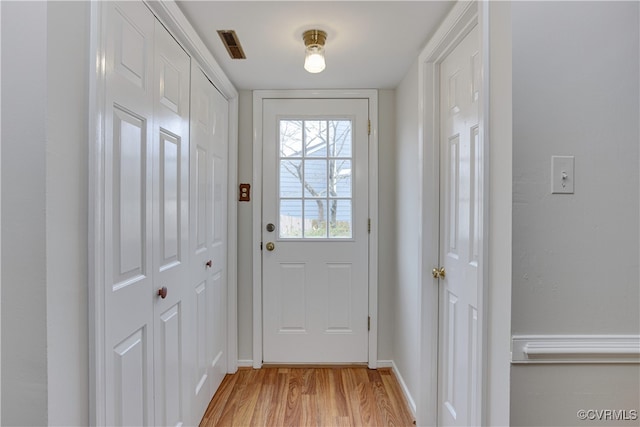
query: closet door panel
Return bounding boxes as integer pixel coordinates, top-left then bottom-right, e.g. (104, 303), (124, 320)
(104, 2), (155, 425)
(152, 19), (191, 427)
(189, 66), (229, 422)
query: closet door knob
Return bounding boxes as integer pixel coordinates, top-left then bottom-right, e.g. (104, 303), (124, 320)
(157, 286), (168, 299)
(205, 260), (212, 268)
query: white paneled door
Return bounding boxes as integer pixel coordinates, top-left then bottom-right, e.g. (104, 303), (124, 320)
(262, 99), (369, 363)
(152, 17), (190, 427)
(437, 25), (482, 427)
(189, 66), (229, 420)
(104, 4), (155, 424)
(104, 2), (190, 425)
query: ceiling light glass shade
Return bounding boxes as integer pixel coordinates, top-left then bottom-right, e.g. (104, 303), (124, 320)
(304, 45), (326, 73)
(302, 29), (327, 74)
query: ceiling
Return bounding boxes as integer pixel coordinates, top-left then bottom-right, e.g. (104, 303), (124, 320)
(176, 1), (455, 90)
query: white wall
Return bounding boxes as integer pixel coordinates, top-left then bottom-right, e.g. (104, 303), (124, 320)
(485, 2), (513, 424)
(1, 2), (49, 424)
(393, 59), (420, 407)
(377, 89), (396, 362)
(1, 2), (90, 425)
(511, 2), (640, 425)
(236, 90), (396, 364)
(45, 2), (90, 425)
(237, 90), (254, 364)
(0, 1), (4, 421)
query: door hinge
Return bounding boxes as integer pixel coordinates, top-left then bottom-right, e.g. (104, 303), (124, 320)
(368, 120), (371, 136)
(368, 316), (371, 331)
(367, 218), (371, 233)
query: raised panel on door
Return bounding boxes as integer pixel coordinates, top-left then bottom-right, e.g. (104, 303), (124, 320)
(104, 2), (155, 425)
(155, 304), (183, 427)
(438, 25), (480, 427)
(152, 19), (190, 427)
(189, 66), (229, 421)
(113, 328), (148, 426)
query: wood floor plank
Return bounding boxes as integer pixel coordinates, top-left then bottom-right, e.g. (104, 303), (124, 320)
(301, 394), (319, 427)
(199, 373), (238, 427)
(331, 368), (350, 417)
(380, 370), (415, 426)
(341, 368), (365, 427)
(265, 370), (289, 427)
(249, 367), (279, 426)
(199, 367), (415, 427)
(283, 368), (304, 426)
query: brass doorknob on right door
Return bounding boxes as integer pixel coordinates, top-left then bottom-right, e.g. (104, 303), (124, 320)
(432, 267), (446, 279)
(265, 242), (275, 251)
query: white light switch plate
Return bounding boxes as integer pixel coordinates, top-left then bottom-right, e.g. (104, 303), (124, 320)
(551, 156), (574, 194)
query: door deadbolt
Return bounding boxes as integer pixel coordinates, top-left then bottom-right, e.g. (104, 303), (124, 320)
(266, 223), (275, 232)
(265, 242), (275, 251)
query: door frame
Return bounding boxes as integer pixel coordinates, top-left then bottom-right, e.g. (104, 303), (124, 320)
(417, 1), (513, 425)
(87, 1), (239, 424)
(416, 1), (485, 425)
(252, 90), (379, 369)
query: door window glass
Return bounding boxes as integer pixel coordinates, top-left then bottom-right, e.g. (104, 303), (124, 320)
(279, 119), (353, 239)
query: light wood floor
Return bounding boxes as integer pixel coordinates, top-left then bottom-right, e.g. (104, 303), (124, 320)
(199, 367), (416, 427)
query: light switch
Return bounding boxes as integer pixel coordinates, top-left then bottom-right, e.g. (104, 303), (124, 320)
(551, 156), (574, 194)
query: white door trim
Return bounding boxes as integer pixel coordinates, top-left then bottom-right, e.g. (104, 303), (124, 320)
(416, 1), (483, 425)
(87, 1), (239, 424)
(252, 89), (379, 369)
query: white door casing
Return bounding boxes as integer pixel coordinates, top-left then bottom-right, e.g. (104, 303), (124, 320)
(261, 98), (369, 363)
(189, 65), (229, 419)
(437, 24), (481, 427)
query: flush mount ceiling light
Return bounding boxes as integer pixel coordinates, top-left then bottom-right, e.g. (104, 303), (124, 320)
(303, 29), (327, 73)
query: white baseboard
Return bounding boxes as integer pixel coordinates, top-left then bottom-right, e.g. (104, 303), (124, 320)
(376, 359), (393, 369)
(512, 335), (640, 364)
(237, 359), (254, 368)
(390, 360), (417, 417)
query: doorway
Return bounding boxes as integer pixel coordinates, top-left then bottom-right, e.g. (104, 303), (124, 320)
(416, 1), (487, 425)
(252, 90), (379, 368)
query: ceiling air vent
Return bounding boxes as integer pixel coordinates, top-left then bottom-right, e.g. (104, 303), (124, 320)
(217, 30), (246, 59)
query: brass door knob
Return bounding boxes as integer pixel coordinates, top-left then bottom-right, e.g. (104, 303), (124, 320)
(265, 242), (275, 251)
(432, 267), (446, 279)
(157, 286), (168, 299)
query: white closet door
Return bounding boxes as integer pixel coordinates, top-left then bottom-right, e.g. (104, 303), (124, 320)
(104, 3), (193, 425)
(189, 66), (229, 420)
(152, 20), (191, 427)
(104, 2), (155, 425)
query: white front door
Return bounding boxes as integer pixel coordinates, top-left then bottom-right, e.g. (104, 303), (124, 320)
(437, 25), (482, 426)
(189, 66), (229, 419)
(262, 98), (369, 363)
